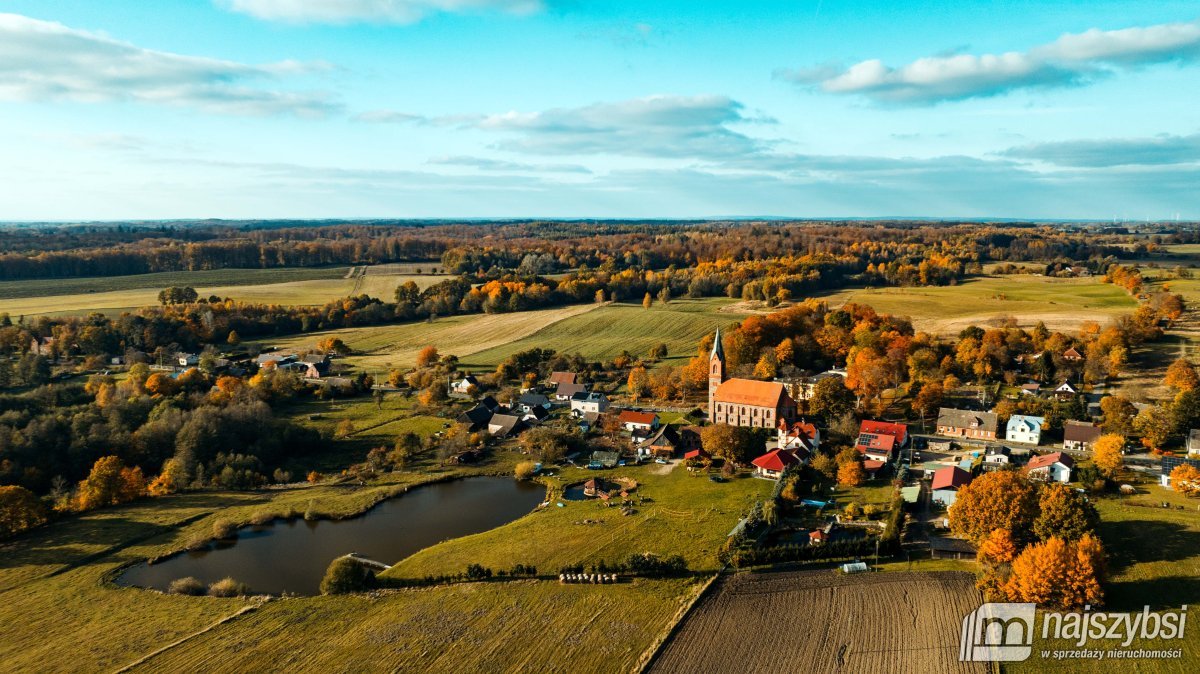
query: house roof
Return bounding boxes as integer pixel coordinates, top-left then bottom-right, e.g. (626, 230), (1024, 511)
(932, 466), (972, 491)
(779, 420), (819, 451)
(856, 433), (896, 454)
(1007, 415), (1045, 433)
(1021, 382), (1041, 391)
(640, 424), (681, 449)
(859, 420), (908, 445)
(1063, 421), (1101, 443)
(617, 410), (658, 426)
(809, 529), (827, 541)
(549, 371), (578, 386)
(487, 414), (525, 436)
(863, 459), (885, 471)
(751, 449), (799, 472)
(1025, 452), (1074, 472)
(1063, 347), (1083, 359)
(458, 404), (493, 429)
(557, 382), (589, 397)
(684, 448), (710, 460)
(937, 408), (998, 433)
(712, 378), (788, 408)
(1056, 381), (1077, 393)
(518, 392), (550, 407)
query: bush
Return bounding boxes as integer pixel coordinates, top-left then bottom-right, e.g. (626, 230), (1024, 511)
(514, 461), (537, 481)
(207, 577), (251, 597)
(320, 557), (376, 595)
(168, 576), (206, 596)
(212, 519), (237, 539)
(625, 552), (687, 577)
(465, 563), (493, 581)
(249, 510), (274, 526)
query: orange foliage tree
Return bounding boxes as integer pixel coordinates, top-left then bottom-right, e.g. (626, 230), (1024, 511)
(1004, 535), (1106, 609)
(415, 345), (439, 368)
(948, 471), (1038, 544)
(1091, 434), (1124, 478)
(1170, 463), (1200, 497)
(74, 456), (145, 512)
(1165, 358), (1199, 392)
(0, 485), (48, 538)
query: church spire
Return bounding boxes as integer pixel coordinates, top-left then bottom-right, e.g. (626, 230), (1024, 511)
(710, 326), (725, 361)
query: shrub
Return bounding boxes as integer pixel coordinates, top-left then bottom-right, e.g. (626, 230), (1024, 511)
(207, 577), (251, 597)
(514, 461), (537, 481)
(249, 511), (274, 526)
(320, 557), (376, 595)
(465, 563), (493, 581)
(212, 519), (237, 539)
(625, 552), (687, 577)
(168, 577), (206, 596)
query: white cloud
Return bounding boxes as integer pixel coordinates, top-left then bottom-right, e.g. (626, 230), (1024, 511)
(427, 155), (591, 173)
(218, 0), (543, 24)
(1002, 133), (1200, 167)
(780, 18), (1200, 103)
(0, 13), (338, 116)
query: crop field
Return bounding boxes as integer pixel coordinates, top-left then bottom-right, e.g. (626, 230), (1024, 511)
(810, 275), (1136, 335)
(0, 265), (451, 317)
(461, 298), (747, 369)
(385, 465), (773, 579)
(649, 569), (985, 674)
(259, 303), (603, 372)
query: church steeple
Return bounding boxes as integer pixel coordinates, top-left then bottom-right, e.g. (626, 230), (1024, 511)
(708, 327), (726, 419)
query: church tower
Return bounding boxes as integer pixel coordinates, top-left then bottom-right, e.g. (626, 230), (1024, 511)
(708, 327), (726, 418)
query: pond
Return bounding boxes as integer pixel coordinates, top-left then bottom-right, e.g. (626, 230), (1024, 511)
(118, 476), (546, 596)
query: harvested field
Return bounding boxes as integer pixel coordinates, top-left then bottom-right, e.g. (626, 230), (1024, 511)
(649, 570), (984, 674)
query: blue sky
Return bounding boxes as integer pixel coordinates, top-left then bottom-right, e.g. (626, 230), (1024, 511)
(1, 0), (1198, 220)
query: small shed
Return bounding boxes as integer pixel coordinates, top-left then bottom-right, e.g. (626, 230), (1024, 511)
(841, 562), (868, 574)
(929, 537), (977, 560)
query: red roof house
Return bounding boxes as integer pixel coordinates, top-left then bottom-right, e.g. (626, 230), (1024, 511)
(855, 420), (908, 462)
(751, 449), (799, 479)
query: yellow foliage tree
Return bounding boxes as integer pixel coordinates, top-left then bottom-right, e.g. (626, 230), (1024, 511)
(1092, 434), (1124, 478)
(948, 471), (1038, 544)
(1004, 535), (1105, 609)
(627, 365), (650, 401)
(0, 485), (48, 538)
(837, 459), (866, 487)
(75, 456), (145, 512)
(1164, 358), (1200, 392)
(1170, 463), (1200, 497)
(148, 458), (189, 496)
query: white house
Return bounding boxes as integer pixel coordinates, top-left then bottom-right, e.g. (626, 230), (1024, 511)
(1005, 415), (1045, 445)
(450, 374), (480, 396)
(1188, 429), (1200, 458)
(1024, 452), (1074, 483)
(570, 391), (609, 416)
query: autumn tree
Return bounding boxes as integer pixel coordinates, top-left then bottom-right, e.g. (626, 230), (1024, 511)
(226, 330), (241, 345)
(837, 458), (866, 487)
(627, 365), (650, 401)
(642, 292), (653, 309)
(913, 381), (944, 420)
(948, 471), (1038, 544)
(1165, 358), (1200, 392)
(75, 456), (145, 512)
(700, 424), (758, 465)
(808, 377), (855, 421)
(148, 457), (190, 496)
(977, 528), (1018, 565)
(1170, 463), (1200, 497)
(811, 452), (837, 480)
(1004, 535), (1105, 609)
(1092, 434), (1124, 478)
(1133, 404), (1172, 452)
(753, 353), (777, 379)
(1033, 483), (1099, 542)
(0, 485), (48, 538)
(144, 372), (179, 397)
(415, 345), (440, 368)
(1099, 395), (1137, 436)
(317, 337), (351, 355)
(418, 384), (448, 407)
(650, 343), (668, 361)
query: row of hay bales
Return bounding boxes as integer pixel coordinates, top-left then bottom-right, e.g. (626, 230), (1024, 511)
(559, 573), (620, 584)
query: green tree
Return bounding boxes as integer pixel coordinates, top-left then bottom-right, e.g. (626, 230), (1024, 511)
(1033, 483), (1099, 542)
(0, 485), (48, 538)
(320, 557), (375, 595)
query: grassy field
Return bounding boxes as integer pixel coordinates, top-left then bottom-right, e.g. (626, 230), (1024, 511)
(258, 303), (604, 372)
(0, 266), (452, 317)
(809, 275), (1136, 335)
(461, 297), (747, 368)
(385, 464), (773, 579)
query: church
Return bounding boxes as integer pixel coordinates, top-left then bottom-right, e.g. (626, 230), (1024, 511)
(708, 328), (797, 429)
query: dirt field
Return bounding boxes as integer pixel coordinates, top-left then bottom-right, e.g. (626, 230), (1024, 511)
(649, 570), (985, 674)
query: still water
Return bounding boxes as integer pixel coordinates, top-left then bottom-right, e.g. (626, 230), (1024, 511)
(118, 477), (545, 595)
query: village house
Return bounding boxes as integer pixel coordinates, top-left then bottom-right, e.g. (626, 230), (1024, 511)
(863, 459), (886, 479)
(639, 425), (701, 458)
(486, 413), (526, 438)
(1020, 382), (1042, 396)
(516, 392), (551, 414)
(708, 329), (797, 429)
(855, 419), (908, 463)
(177, 353), (200, 368)
(1062, 420), (1102, 452)
(931, 466), (973, 506)
(1188, 429), (1200, 457)
(520, 406), (550, 424)
(1024, 451), (1074, 483)
(549, 371), (578, 387)
(936, 408), (998, 440)
(554, 381), (589, 402)
(450, 374), (480, 396)
(1054, 381), (1078, 400)
(458, 402), (497, 432)
(255, 352), (296, 369)
(981, 446), (1011, 472)
(1161, 456), (1200, 489)
(1005, 415), (1045, 445)
(30, 336), (55, 357)
(750, 448), (800, 480)
(616, 410), (659, 437)
(778, 419), (821, 454)
(783, 369), (846, 401)
(570, 391), (610, 416)
(1062, 347), (1084, 362)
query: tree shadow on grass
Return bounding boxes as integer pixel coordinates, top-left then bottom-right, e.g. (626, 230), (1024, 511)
(1106, 576), (1200, 611)
(1100, 519), (1200, 571)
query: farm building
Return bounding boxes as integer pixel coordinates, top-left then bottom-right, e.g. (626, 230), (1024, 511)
(486, 414), (526, 438)
(1020, 382), (1041, 396)
(549, 371), (579, 386)
(936, 408), (998, 440)
(750, 448), (800, 480)
(1161, 456), (1200, 489)
(457, 404), (494, 432)
(638, 425), (681, 458)
(929, 537), (977, 560)
(1063, 421), (1101, 452)
(1005, 415), (1045, 444)
(1024, 452), (1073, 483)
(684, 448), (711, 463)
(554, 381), (589, 402)
(931, 466), (972, 506)
(708, 329), (797, 429)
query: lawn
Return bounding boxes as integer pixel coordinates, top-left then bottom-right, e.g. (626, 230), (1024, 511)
(0, 267), (348, 301)
(811, 275), (1136, 335)
(257, 303), (603, 373)
(385, 464), (773, 579)
(461, 297), (747, 368)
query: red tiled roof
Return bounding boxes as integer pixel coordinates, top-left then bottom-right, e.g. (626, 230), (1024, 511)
(932, 466), (972, 491)
(713, 378), (788, 408)
(1025, 452), (1074, 472)
(863, 460), (885, 471)
(856, 433), (896, 453)
(617, 410), (658, 426)
(549, 371), (578, 385)
(1062, 422), (1100, 443)
(752, 449), (799, 472)
(809, 530), (827, 540)
(859, 420), (908, 445)
(684, 449), (710, 460)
